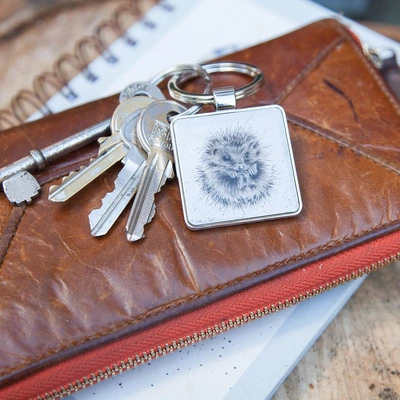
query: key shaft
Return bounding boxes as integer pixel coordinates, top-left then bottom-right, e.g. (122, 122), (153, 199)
(89, 145), (146, 236)
(48, 142), (127, 202)
(126, 152), (166, 241)
(125, 100), (186, 241)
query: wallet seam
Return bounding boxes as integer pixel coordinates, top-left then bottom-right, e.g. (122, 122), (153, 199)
(273, 35), (346, 104)
(287, 114), (400, 176)
(1, 219), (397, 377)
(0, 206), (26, 270)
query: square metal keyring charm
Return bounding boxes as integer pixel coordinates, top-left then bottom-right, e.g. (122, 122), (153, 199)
(170, 105), (302, 230)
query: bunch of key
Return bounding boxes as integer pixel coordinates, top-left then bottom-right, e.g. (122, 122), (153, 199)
(0, 64), (209, 242)
(46, 91), (179, 240)
(46, 65), (210, 242)
(0, 62), (274, 240)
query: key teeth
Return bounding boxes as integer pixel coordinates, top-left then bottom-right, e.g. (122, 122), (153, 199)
(50, 163), (88, 188)
(89, 163), (145, 237)
(147, 203), (156, 225)
(48, 168), (80, 199)
(97, 136), (108, 144)
(48, 157), (98, 201)
(65, 159), (96, 178)
(88, 190), (118, 236)
(50, 140), (126, 203)
(61, 169), (79, 183)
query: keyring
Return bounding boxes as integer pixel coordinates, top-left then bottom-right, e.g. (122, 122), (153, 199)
(169, 62), (302, 232)
(149, 64), (212, 116)
(167, 62), (264, 105)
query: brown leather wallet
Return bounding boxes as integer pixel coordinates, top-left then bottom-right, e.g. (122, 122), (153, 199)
(0, 19), (399, 399)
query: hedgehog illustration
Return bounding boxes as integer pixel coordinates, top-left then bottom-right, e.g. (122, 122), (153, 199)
(197, 126), (275, 209)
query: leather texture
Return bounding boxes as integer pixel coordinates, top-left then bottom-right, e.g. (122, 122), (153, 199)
(0, 19), (399, 388)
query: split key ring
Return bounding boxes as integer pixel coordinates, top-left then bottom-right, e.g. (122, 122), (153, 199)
(167, 61), (264, 107)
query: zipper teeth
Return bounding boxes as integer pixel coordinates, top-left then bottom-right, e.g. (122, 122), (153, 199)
(38, 253), (400, 400)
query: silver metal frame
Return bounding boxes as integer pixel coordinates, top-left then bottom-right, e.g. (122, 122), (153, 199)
(171, 104), (302, 230)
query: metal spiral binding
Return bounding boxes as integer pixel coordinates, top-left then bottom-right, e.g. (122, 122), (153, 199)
(0, 0), (159, 130)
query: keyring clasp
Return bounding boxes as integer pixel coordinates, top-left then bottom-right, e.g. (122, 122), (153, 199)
(167, 62), (264, 107)
(150, 64), (212, 116)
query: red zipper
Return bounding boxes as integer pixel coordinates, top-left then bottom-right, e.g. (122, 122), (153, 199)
(1, 229), (399, 400)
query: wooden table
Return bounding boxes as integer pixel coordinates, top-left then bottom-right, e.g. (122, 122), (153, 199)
(0, 2), (399, 399)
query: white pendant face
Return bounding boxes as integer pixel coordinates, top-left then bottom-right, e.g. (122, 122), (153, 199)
(170, 105), (302, 230)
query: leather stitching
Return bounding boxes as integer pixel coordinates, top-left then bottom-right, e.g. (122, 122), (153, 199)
(0, 206), (26, 270)
(0, 206), (15, 269)
(273, 35), (346, 104)
(287, 114), (400, 176)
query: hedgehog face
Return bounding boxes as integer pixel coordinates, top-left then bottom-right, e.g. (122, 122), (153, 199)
(197, 127), (275, 208)
(209, 139), (261, 190)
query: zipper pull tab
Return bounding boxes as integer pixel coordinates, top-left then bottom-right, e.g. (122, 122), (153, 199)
(363, 45), (400, 100)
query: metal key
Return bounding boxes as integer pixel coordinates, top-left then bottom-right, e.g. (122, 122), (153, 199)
(126, 100), (186, 241)
(0, 119), (110, 204)
(88, 112), (147, 237)
(48, 96), (157, 202)
(0, 81), (164, 206)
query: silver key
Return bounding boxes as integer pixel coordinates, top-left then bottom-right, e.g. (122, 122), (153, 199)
(0, 119), (111, 187)
(88, 114), (147, 237)
(126, 100), (186, 241)
(48, 96), (156, 202)
(0, 119), (110, 205)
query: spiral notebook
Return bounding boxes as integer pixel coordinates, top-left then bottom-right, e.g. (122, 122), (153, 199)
(3, 0), (399, 399)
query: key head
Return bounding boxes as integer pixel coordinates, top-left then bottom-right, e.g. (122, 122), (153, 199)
(110, 96), (157, 149)
(111, 96), (157, 136)
(119, 110), (146, 156)
(119, 113), (147, 165)
(119, 81), (165, 103)
(3, 171), (41, 206)
(136, 100), (187, 155)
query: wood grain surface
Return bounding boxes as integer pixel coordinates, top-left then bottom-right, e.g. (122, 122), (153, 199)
(273, 262), (400, 400)
(0, 1), (399, 399)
